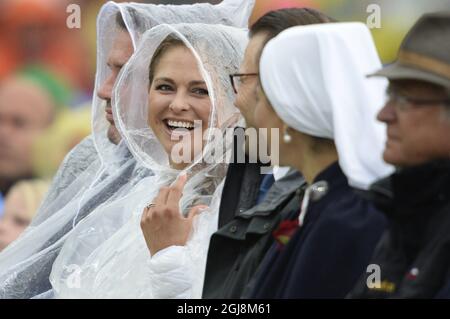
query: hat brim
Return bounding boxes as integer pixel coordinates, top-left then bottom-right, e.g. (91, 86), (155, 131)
(368, 62), (450, 90)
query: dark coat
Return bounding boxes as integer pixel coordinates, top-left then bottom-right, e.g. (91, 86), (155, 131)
(216, 155), (267, 229)
(245, 162), (387, 299)
(348, 160), (450, 299)
(202, 168), (305, 298)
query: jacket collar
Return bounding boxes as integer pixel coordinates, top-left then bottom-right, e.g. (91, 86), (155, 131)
(370, 159), (450, 219)
(238, 169), (305, 218)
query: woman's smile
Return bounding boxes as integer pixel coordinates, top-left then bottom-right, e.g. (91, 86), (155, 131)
(161, 118), (198, 139)
(147, 44), (212, 168)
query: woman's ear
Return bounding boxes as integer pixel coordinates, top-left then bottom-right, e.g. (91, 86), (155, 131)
(283, 123), (292, 144)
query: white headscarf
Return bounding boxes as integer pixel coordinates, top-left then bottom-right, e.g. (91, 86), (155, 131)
(260, 22), (393, 190)
(0, 0), (254, 299)
(49, 23), (248, 299)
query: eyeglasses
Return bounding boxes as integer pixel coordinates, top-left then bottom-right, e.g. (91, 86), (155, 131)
(387, 89), (450, 111)
(229, 73), (259, 94)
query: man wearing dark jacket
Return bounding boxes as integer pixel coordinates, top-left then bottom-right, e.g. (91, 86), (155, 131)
(202, 8), (335, 299)
(349, 12), (450, 299)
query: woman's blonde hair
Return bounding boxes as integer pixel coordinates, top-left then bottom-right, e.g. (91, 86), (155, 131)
(148, 35), (185, 86)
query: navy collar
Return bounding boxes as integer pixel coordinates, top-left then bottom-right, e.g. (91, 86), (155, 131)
(313, 161), (348, 190)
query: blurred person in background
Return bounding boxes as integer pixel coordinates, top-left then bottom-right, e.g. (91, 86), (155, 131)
(0, 65), (70, 198)
(32, 106), (91, 179)
(0, 179), (50, 252)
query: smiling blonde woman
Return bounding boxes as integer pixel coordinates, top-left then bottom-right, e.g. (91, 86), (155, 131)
(49, 23), (247, 299)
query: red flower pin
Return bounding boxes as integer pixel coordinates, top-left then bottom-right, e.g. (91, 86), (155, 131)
(273, 219), (299, 249)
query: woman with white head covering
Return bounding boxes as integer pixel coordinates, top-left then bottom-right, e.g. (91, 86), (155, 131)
(49, 23), (247, 299)
(0, 0), (254, 299)
(244, 22), (392, 298)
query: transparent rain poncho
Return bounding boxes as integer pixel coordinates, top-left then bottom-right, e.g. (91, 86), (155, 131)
(0, 0), (254, 299)
(93, 0), (254, 173)
(49, 23), (248, 299)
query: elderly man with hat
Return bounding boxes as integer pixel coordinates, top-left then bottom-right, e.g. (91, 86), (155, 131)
(348, 12), (450, 299)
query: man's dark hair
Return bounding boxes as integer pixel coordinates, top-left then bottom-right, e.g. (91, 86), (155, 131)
(116, 12), (127, 30)
(115, 8), (143, 31)
(250, 8), (337, 149)
(250, 7), (336, 45)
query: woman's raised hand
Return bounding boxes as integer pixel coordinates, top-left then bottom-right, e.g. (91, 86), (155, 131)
(141, 173), (208, 256)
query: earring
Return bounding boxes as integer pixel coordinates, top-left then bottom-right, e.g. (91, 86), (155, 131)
(283, 128), (292, 143)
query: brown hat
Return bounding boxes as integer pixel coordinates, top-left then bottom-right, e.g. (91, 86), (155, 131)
(370, 12), (450, 89)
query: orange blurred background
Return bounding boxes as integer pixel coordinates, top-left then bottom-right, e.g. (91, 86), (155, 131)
(2, 0), (449, 103)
